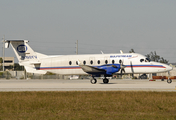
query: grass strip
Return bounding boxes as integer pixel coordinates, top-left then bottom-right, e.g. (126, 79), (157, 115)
(0, 91), (176, 120)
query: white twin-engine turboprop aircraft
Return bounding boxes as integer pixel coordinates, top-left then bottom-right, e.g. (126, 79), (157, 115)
(5, 40), (173, 84)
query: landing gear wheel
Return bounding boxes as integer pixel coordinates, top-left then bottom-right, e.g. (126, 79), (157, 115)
(90, 79), (97, 84)
(103, 79), (109, 84)
(167, 79), (172, 84)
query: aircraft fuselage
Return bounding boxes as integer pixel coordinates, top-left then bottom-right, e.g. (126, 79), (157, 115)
(37, 53), (172, 75)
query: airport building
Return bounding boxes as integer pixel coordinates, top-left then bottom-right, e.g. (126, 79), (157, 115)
(0, 57), (14, 71)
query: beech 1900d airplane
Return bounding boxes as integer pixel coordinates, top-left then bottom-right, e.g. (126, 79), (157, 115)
(5, 40), (173, 84)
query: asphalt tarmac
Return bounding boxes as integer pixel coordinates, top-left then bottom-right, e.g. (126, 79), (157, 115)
(0, 79), (175, 92)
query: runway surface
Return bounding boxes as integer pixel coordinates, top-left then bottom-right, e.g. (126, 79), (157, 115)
(0, 79), (176, 92)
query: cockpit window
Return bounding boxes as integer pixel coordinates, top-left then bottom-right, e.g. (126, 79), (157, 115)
(140, 58), (151, 62)
(140, 59), (144, 62)
(145, 58), (151, 62)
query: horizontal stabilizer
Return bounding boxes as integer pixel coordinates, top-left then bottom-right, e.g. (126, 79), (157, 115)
(24, 66), (46, 74)
(29, 61), (41, 65)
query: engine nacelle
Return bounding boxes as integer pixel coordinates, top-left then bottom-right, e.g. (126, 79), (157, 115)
(98, 64), (120, 75)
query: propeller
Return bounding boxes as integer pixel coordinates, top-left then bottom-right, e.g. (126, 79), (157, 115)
(119, 60), (126, 77)
(130, 61), (134, 78)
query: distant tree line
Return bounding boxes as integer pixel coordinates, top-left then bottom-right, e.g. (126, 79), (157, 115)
(13, 63), (24, 71)
(129, 49), (135, 53)
(145, 51), (169, 63)
(6, 63), (24, 71)
(129, 49), (169, 63)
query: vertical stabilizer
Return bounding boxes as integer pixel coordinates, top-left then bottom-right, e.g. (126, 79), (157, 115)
(5, 40), (47, 74)
(5, 40), (38, 62)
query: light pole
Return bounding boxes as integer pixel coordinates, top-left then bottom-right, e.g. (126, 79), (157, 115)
(2, 35), (5, 72)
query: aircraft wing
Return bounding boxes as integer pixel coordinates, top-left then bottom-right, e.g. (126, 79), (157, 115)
(79, 65), (106, 74)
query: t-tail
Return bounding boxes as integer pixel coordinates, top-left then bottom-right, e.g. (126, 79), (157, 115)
(5, 40), (47, 74)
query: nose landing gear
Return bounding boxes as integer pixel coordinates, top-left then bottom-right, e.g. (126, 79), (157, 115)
(167, 71), (172, 84)
(167, 79), (172, 84)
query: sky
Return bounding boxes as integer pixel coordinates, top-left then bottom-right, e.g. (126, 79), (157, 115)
(0, 0), (176, 63)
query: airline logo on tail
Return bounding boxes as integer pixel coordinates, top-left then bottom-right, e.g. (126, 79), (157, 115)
(17, 45), (27, 53)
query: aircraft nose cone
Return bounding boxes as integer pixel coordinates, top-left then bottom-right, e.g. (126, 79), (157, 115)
(165, 65), (173, 71)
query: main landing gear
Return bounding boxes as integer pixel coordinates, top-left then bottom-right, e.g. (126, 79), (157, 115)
(90, 78), (97, 84)
(103, 78), (109, 84)
(90, 77), (109, 84)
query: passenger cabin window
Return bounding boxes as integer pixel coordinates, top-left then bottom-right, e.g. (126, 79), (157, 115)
(83, 60), (86, 65)
(105, 60), (108, 64)
(90, 60), (93, 65)
(76, 61), (78, 65)
(69, 61), (72, 65)
(112, 60), (115, 64)
(97, 60), (100, 64)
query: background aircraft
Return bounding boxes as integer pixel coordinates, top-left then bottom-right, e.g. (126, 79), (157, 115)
(5, 40), (173, 84)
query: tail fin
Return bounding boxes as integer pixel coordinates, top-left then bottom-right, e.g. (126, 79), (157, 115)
(5, 40), (47, 74)
(5, 40), (38, 62)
